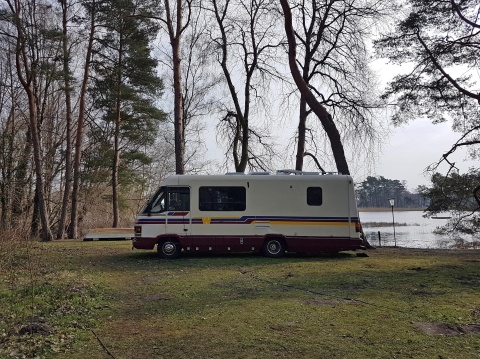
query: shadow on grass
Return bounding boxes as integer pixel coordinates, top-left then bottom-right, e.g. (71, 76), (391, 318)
(98, 249), (361, 268)
(58, 244), (364, 279)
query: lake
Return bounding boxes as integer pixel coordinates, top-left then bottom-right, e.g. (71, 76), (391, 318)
(359, 210), (453, 249)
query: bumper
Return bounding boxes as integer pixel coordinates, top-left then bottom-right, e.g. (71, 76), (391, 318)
(132, 237), (157, 250)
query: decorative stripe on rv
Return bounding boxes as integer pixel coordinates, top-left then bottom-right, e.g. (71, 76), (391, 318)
(136, 215), (360, 226)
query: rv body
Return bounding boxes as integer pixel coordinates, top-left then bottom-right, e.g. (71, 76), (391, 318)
(133, 171), (363, 258)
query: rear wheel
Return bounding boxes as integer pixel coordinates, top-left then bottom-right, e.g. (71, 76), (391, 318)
(157, 240), (181, 259)
(262, 238), (285, 258)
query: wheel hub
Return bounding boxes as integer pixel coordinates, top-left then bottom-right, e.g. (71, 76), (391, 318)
(268, 241), (280, 254)
(163, 243), (175, 254)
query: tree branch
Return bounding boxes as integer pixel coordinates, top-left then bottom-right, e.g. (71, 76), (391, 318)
(415, 29), (480, 102)
(450, 0), (480, 29)
(303, 152), (326, 174)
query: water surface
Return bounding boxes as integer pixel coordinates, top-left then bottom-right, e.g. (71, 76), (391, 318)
(359, 210), (451, 249)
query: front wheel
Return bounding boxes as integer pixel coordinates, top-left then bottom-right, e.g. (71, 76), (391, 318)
(262, 238), (285, 258)
(157, 240), (181, 259)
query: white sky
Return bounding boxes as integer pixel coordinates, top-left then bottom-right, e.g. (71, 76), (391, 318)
(375, 118), (476, 191)
(186, 58), (477, 193)
(357, 58), (477, 191)
(202, 115), (476, 192)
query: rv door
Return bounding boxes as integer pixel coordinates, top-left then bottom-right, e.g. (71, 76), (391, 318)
(164, 187), (191, 235)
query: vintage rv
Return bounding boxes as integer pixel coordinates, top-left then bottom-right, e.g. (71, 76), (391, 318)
(132, 170), (364, 258)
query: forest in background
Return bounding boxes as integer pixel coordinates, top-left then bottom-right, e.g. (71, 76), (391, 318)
(0, 0), (478, 240)
(355, 176), (427, 209)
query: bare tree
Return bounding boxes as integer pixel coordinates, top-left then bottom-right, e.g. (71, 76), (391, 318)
(206, 0), (281, 172)
(155, 1), (220, 174)
(280, 0), (349, 175)
(69, 0), (96, 239)
(56, 0), (74, 239)
(4, 0), (53, 240)
(290, 0), (386, 172)
(0, 44), (28, 229)
(159, 0), (193, 174)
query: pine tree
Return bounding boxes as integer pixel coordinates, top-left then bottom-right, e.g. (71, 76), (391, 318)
(89, 0), (165, 227)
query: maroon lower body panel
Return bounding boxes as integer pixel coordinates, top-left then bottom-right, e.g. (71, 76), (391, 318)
(132, 236), (157, 250)
(285, 236), (363, 253)
(133, 235), (363, 254)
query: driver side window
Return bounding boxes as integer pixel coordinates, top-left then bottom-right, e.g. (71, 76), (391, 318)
(150, 190), (165, 213)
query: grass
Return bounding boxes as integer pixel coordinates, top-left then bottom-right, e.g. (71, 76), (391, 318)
(1, 239), (480, 358)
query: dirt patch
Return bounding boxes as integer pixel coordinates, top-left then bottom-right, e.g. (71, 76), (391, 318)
(18, 317), (51, 336)
(472, 308), (480, 321)
(414, 322), (480, 336)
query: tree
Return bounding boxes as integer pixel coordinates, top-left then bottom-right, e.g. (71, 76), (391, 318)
(90, 0), (165, 227)
(280, 0), (349, 175)
(57, 0), (74, 240)
(0, 42), (28, 229)
(289, 0), (386, 172)
(206, 0), (281, 172)
(355, 176), (422, 208)
(2, 0), (55, 240)
(69, 0), (97, 239)
(420, 169), (480, 238)
(375, 0), (480, 237)
(375, 0), (480, 166)
(155, 1), (220, 174)
(160, 0), (192, 175)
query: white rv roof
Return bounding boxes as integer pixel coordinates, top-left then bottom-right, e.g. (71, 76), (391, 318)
(160, 172), (352, 186)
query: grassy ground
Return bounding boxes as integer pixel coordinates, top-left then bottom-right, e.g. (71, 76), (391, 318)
(1, 239), (479, 359)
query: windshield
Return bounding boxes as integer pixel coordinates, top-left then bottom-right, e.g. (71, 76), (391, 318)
(144, 187), (166, 214)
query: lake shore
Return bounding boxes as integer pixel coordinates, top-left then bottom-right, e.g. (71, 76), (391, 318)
(359, 207), (426, 212)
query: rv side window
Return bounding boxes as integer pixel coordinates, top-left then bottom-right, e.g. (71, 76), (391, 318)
(307, 187), (322, 206)
(166, 187), (190, 211)
(199, 186), (246, 211)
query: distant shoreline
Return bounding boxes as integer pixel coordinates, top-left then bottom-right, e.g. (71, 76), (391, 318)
(358, 207), (426, 212)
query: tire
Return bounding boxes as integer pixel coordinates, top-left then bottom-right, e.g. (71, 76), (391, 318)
(262, 238), (285, 258)
(157, 240), (181, 259)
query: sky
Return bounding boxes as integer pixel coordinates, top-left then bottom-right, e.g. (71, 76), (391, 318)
(198, 63), (476, 193)
(375, 118), (476, 191)
(202, 115), (475, 192)
(353, 58), (477, 191)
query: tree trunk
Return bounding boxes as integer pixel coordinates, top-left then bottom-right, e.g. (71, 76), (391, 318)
(165, 0), (186, 175)
(70, 1), (95, 239)
(172, 37), (185, 174)
(57, 0), (73, 239)
(295, 95), (307, 170)
(112, 95), (121, 228)
(280, 0), (350, 175)
(111, 29), (123, 228)
(238, 117), (248, 172)
(11, 0), (53, 241)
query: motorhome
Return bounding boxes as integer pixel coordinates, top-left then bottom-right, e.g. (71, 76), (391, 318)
(132, 170), (364, 258)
